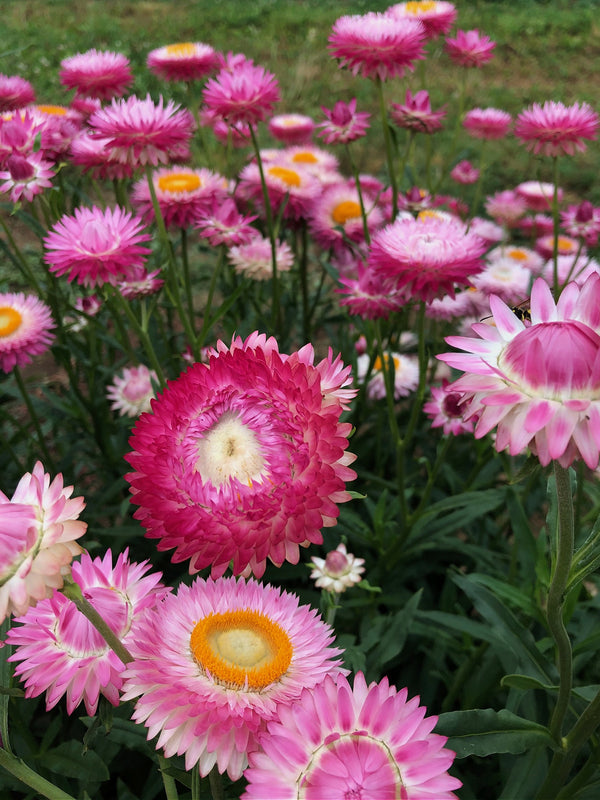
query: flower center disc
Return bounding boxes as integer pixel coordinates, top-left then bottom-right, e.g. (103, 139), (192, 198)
(190, 609), (293, 690)
(36, 104), (67, 116)
(405, 0), (437, 13)
(332, 201), (362, 225)
(291, 152), (318, 164)
(0, 306), (22, 337)
(194, 411), (265, 487)
(158, 172), (201, 193)
(165, 43), (196, 57)
(268, 166), (302, 187)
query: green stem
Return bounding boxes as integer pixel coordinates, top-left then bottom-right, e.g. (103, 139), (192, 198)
(12, 366), (56, 471)
(344, 143), (371, 244)
(0, 215), (43, 295)
(376, 76), (399, 219)
(181, 227), (195, 325)
(0, 749), (77, 800)
(157, 754), (179, 800)
(108, 289), (166, 387)
(208, 765), (225, 800)
(197, 246), (225, 349)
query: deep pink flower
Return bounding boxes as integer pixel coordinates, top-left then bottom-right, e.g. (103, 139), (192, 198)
(147, 42), (219, 82)
(317, 98), (371, 145)
(43, 206), (152, 288)
(463, 107), (512, 140)
(328, 12), (425, 81)
(268, 113), (315, 144)
(203, 62), (280, 126)
(387, 1), (457, 39)
(450, 159), (480, 184)
(0, 111), (43, 166)
(561, 201), (600, 246)
(390, 89), (446, 134)
(445, 29), (496, 67)
(535, 233), (581, 260)
(30, 104), (81, 162)
(439, 274), (600, 467)
(0, 74), (35, 112)
(243, 672), (461, 800)
(309, 182), (385, 251)
(117, 266), (164, 300)
(69, 131), (134, 180)
(194, 197), (258, 247)
(0, 151), (53, 202)
(424, 380), (476, 435)
(125, 332), (357, 578)
(120, 576), (346, 780)
(517, 213), (555, 238)
(336, 260), (407, 320)
(0, 292), (55, 373)
(107, 365), (158, 418)
(7, 549), (167, 715)
(515, 101), (599, 157)
(59, 49), (134, 100)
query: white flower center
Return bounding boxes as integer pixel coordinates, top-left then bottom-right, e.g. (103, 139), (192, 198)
(194, 411), (265, 487)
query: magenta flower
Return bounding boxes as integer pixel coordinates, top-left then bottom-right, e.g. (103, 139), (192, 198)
(0, 152), (53, 202)
(0, 74), (35, 112)
(0, 111), (43, 166)
(125, 332), (357, 578)
(203, 61), (280, 126)
(0, 292), (55, 373)
(120, 576), (346, 780)
(390, 89), (446, 134)
(515, 100), (599, 157)
(445, 29), (496, 67)
(117, 266), (164, 300)
(107, 364), (158, 418)
(147, 42), (218, 82)
(268, 113), (315, 145)
(515, 180), (563, 212)
(485, 189), (528, 226)
(439, 274), (600, 468)
(309, 182), (385, 251)
(228, 236), (294, 281)
(336, 260), (407, 320)
(44, 206), (152, 288)
(450, 159), (480, 184)
(387, 1), (457, 39)
(318, 98), (371, 145)
(194, 197), (258, 247)
(238, 160), (321, 222)
(0, 463), (86, 622)
(7, 549), (167, 715)
(59, 49), (133, 100)
(562, 201), (600, 246)
(424, 380), (477, 436)
(69, 131), (134, 180)
(243, 672), (461, 799)
(463, 107), (512, 140)
(328, 12), (425, 81)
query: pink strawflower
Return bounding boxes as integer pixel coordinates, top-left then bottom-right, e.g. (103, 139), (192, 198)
(194, 197), (258, 247)
(561, 201), (600, 246)
(69, 131), (134, 181)
(0, 110), (43, 165)
(535, 233), (580, 260)
(131, 166), (228, 229)
(125, 332), (357, 578)
(228, 236), (294, 281)
(43, 206), (152, 288)
(279, 144), (339, 176)
(515, 100), (600, 157)
(368, 215), (487, 303)
(450, 159), (480, 184)
(463, 107), (512, 140)
(120, 575), (346, 780)
(357, 351), (419, 400)
(426, 287), (489, 322)
(59, 49), (133, 100)
(65, 294), (102, 333)
(445, 29), (496, 67)
(107, 364), (158, 417)
(471, 257), (532, 305)
(424, 380), (476, 435)
(515, 180), (563, 212)
(117, 266), (164, 299)
(387, 1), (457, 39)
(88, 94), (195, 168)
(268, 113), (314, 144)
(328, 12), (425, 81)
(203, 62), (280, 126)
(309, 182), (384, 251)
(0, 292), (55, 373)
(487, 244), (544, 274)
(243, 671), (461, 800)
(485, 189), (528, 226)
(336, 260), (407, 320)
(390, 89), (446, 134)
(7, 549), (167, 715)
(147, 42), (219, 82)
(0, 75), (35, 112)
(0, 463), (86, 622)
(439, 274), (600, 468)
(517, 213), (555, 238)
(310, 542), (365, 593)
(0, 151), (53, 202)
(238, 160), (321, 222)
(29, 104), (81, 162)
(469, 217), (505, 245)
(539, 254), (598, 288)
(318, 98), (370, 145)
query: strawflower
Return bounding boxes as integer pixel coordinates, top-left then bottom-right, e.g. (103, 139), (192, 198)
(424, 380), (477, 436)
(203, 61), (280, 125)
(309, 182), (384, 250)
(336, 260), (407, 320)
(147, 42), (219, 82)
(561, 201), (600, 246)
(357, 351), (419, 400)
(107, 365), (158, 418)
(117, 266), (164, 299)
(317, 98), (371, 145)
(0, 151), (53, 202)
(0, 292), (55, 373)
(194, 197), (258, 247)
(463, 107), (512, 140)
(238, 160), (321, 222)
(228, 236), (294, 281)
(390, 89), (446, 134)
(310, 542), (365, 593)
(387, 0), (457, 39)
(450, 159), (480, 184)
(59, 49), (133, 100)
(0, 74), (35, 112)
(515, 100), (599, 157)
(485, 189), (528, 226)
(268, 113), (315, 144)
(515, 180), (562, 212)
(445, 29), (496, 67)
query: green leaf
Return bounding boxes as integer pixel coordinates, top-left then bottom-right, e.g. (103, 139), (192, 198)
(408, 489), (505, 547)
(501, 674), (557, 693)
(369, 590), (422, 668)
(41, 740), (109, 782)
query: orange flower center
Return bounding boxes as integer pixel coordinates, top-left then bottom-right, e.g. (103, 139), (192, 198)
(557, 236), (577, 252)
(405, 0), (437, 13)
(291, 151), (318, 164)
(373, 354), (401, 372)
(165, 43), (196, 57)
(332, 200), (362, 225)
(157, 172), (202, 193)
(0, 306), (22, 337)
(190, 609), (293, 690)
(36, 104), (68, 116)
(268, 166), (302, 187)
(507, 248), (528, 261)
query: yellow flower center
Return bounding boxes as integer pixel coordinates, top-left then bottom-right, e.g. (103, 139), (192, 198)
(417, 209), (444, 222)
(405, 0), (437, 13)
(157, 172), (202, 193)
(268, 166), (302, 187)
(291, 151), (318, 164)
(190, 609), (293, 690)
(36, 104), (67, 116)
(331, 200), (362, 225)
(165, 43), (197, 57)
(373, 354), (400, 372)
(507, 248), (528, 261)
(557, 236), (577, 252)
(0, 306), (22, 337)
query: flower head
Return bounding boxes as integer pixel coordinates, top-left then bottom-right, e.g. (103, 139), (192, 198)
(424, 380), (477, 435)
(125, 332), (357, 578)
(309, 182), (384, 251)
(59, 49), (133, 100)
(463, 107), (512, 140)
(317, 98), (371, 145)
(387, 1), (457, 39)
(310, 542), (365, 593)
(561, 201), (600, 247)
(515, 101), (599, 157)
(238, 160), (321, 222)
(228, 236), (294, 281)
(390, 89), (446, 134)
(0, 463), (86, 622)
(268, 113), (315, 145)
(107, 364), (158, 418)
(515, 180), (563, 212)
(147, 42), (219, 82)
(243, 671), (461, 800)
(194, 197), (258, 247)
(203, 62), (280, 126)
(336, 260), (408, 320)
(357, 351), (419, 400)
(445, 29), (496, 67)
(7, 549), (167, 715)
(450, 159), (480, 184)
(0, 74), (35, 112)
(0, 292), (55, 373)
(0, 151), (53, 202)
(439, 274), (600, 468)
(485, 190), (528, 226)
(117, 266), (164, 299)
(120, 576), (346, 780)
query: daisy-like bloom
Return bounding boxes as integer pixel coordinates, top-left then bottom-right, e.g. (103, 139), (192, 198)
(485, 189), (528, 227)
(243, 671), (461, 800)
(535, 233), (581, 261)
(389, 89), (446, 134)
(268, 113), (315, 145)
(194, 197), (258, 247)
(387, 0), (457, 39)
(487, 244), (544, 274)
(368, 215), (486, 303)
(7, 549), (167, 714)
(203, 61), (280, 126)
(515, 100), (600, 157)
(471, 257), (532, 305)
(450, 159), (480, 184)
(59, 49), (133, 100)
(0, 152), (54, 202)
(29, 104), (81, 162)
(438, 273), (600, 468)
(336, 259), (407, 320)
(120, 575), (346, 779)
(238, 160), (321, 222)
(317, 98), (371, 145)
(424, 380), (476, 435)
(0, 463), (86, 622)
(125, 332), (357, 578)
(357, 351), (419, 400)
(131, 166), (228, 229)
(228, 236), (294, 281)
(328, 12), (425, 81)
(463, 107), (512, 140)
(310, 542), (365, 594)
(469, 217), (505, 245)
(147, 42), (219, 82)
(0, 110), (43, 165)
(518, 213), (555, 238)
(0, 292), (55, 373)
(88, 94), (195, 168)
(445, 29), (496, 67)
(561, 201), (600, 247)
(309, 182), (384, 251)
(117, 266), (164, 300)
(107, 364), (158, 418)
(0, 74), (35, 112)
(43, 206), (152, 288)
(69, 131), (134, 181)
(540, 254), (599, 288)
(64, 294), (102, 333)
(515, 180), (563, 212)
(279, 144), (339, 176)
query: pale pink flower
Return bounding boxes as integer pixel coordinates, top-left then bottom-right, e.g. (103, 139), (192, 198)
(515, 101), (600, 157)
(203, 62), (280, 125)
(0, 75), (35, 112)
(517, 214), (554, 238)
(107, 364), (158, 417)
(310, 542), (365, 593)
(424, 380), (476, 435)
(487, 244), (544, 274)
(515, 180), (563, 212)
(309, 182), (384, 251)
(426, 287), (489, 322)
(390, 89), (446, 134)
(0, 292), (55, 373)
(540, 254), (598, 287)
(485, 189), (528, 226)
(59, 49), (133, 100)
(439, 274), (600, 468)
(317, 98), (370, 145)
(387, 1), (457, 39)
(469, 217), (505, 244)
(279, 144), (339, 176)
(535, 233), (581, 260)
(450, 159), (480, 184)
(357, 351), (419, 400)
(243, 672), (461, 799)
(125, 332), (357, 578)
(64, 294), (102, 333)
(463, 107), (512, 140)
(445, 29), (496, 67)
(120, 576), (346, 780)
(194, 197), (258, 247)
(7, 549), (167, 715)
(147, 42), (218, 82)
(228, 236), (294, 281)
(561, 201), (600, 246)
(268, 113), (314, 144)
(238, 160), (321, 222)
(0, 463), (86, 622)
(471, 258), (532, 305)
(0, 152), (53, 202)
(117, 266), (164, 299)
